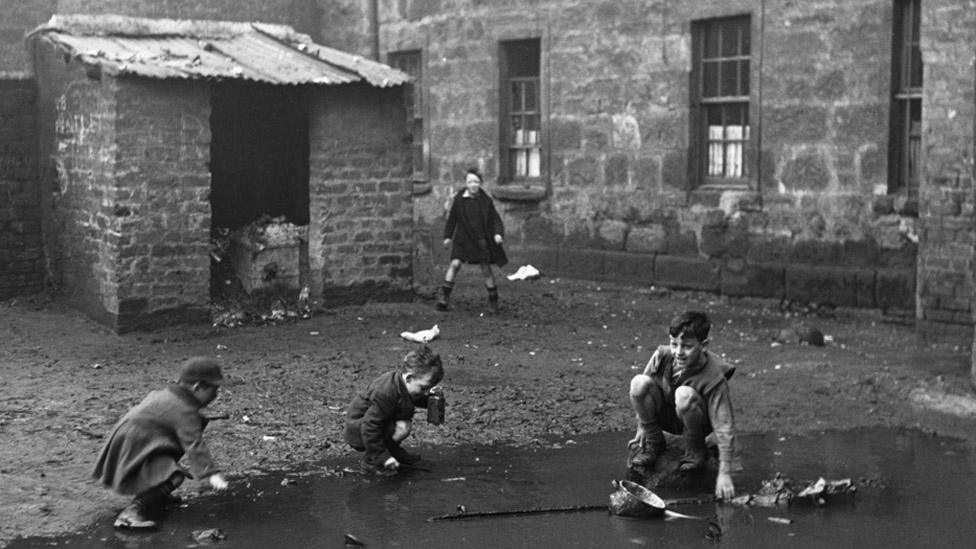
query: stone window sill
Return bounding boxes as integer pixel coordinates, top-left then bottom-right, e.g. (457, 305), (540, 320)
(491, 184), (547, 202)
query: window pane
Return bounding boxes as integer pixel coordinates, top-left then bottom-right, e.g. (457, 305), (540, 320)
(511, 81), (524, 111)
(703, 61), (719, 97)
(909, 48), (922, 88)
(506, 39), (540, 78)
(721, 24), (738, 56)
(523, 80), (538, 111)
(720, 60), (738, 96)
(704, 25), (720, 58)
(739, 60), (750, 95)
(740, 21), (750, 54)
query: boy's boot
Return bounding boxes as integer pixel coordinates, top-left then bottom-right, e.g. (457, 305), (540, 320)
(627, 422), (666, 470)
(679, 430), (709, 472)
(114, 501), (157, 529)
(487, 286), (499, 314)
(436, 281), (453, 311)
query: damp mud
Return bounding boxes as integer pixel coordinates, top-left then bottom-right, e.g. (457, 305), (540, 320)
(2, 277), (975, 546)
(9, 428), (976, 548)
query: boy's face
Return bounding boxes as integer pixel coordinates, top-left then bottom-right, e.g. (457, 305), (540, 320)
(192, 382), (220, 406)
(669, 333), (707, 370)
(464, 173), (482, 195)
(404, 371), (439, 400)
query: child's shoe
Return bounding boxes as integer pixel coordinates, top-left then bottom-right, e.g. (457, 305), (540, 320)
(389, 445), (422, 465)
(678, 437), (709, 472)
(114, 503), (157, 529)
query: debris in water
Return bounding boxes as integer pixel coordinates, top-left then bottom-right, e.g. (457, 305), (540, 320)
(190, 528), (226, 542)
(344, 533), (366, 546)
(768, 516), (793, 525)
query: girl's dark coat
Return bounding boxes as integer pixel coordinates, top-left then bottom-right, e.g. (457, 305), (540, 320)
(443, 189), (508, 267)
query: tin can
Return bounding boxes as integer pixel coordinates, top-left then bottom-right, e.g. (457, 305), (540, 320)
(427, 391), (445, 425)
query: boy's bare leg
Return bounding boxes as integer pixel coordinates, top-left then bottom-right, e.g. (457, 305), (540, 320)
(437, 261), (461, 310)
(674, 386), (708, 471)
(627, 375), (666, 468)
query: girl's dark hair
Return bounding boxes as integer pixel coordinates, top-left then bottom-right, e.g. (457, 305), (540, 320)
(668, 311), (711, 342)
(400, 345), (444, 383)
(465, 167), (483, 182)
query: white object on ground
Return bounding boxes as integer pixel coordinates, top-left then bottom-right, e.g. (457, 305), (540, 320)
(400, 324), (440, 343)
(507, 264), (541, 281)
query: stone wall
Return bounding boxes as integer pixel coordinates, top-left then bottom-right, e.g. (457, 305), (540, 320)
(0, 77), (43, 299)
(307, 82), (413, 305)
(32, 37), (121, 322)
(377, 0), (922, 314)
(113, 78), (212, 329)
(918, 0), (976, 337)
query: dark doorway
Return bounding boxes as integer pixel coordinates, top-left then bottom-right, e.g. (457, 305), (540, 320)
(210, 82), (310, 229)
(209, 82), (311, 309)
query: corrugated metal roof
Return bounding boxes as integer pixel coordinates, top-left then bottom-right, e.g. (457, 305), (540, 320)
(29, 14), (409, 87)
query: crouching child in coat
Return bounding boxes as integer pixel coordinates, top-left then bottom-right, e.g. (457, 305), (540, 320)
(345, 345), (444, 473)
(93, 357), (230, 529)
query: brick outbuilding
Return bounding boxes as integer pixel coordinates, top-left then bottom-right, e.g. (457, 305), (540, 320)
(27, 14), (413, 331)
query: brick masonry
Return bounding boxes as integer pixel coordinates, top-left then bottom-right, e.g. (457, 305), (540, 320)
(0, 78), (43, 299)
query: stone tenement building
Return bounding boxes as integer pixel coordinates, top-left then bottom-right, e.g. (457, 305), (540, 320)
(1, 2), (974, 344)
(360, 0), (973, 341)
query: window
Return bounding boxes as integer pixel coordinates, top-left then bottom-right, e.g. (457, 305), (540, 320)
(691, 16), (751, 186)
(500, 39), (543, 183)
(889, 0), (922, 198)
(388, 50), (427, 181)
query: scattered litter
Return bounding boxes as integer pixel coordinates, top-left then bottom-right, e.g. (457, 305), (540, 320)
(190, 528), (226, 543)
(262, 435), (277, 442)
(730, 473), (855, 507)
(344, 533), (366, 546)
(309, 331), (320, 336)
(768, 516), (793, 525)
(400, 324), (440, 343)
(441, 477), (467, 482)
(507, 264), (541, 281)
(91, 363), (101, 369)
(280, 478), (297, 486)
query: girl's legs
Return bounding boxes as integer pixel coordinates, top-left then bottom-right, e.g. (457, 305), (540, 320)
(436, 260), (462, 310)
(480, 264), (499, 313)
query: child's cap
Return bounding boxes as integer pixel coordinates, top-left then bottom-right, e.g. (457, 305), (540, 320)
(179, 356), (226, 385)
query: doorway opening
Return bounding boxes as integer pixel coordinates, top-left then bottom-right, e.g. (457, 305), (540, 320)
(209, 81), (311, 323)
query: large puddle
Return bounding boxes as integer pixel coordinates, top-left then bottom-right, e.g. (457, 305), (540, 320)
(10, 427), (976, 548)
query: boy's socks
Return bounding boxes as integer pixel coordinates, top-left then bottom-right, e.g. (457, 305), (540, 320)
(436, 281), (454, 311)
(487, 286), (499, 313)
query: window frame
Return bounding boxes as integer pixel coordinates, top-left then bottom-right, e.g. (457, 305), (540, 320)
(387, 49), (429, 183)
(498, 38), (546, 186)
(888, 0), (922, 200)
(689, 14), (754, 190)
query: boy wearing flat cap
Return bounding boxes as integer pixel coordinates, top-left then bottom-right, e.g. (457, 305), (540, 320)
(93, 356), (230, 529)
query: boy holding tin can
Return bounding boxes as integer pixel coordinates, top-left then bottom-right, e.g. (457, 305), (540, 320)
(344, 345), (445, 473)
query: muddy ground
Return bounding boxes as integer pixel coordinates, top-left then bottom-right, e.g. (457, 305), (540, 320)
(1, 276), (975, 546)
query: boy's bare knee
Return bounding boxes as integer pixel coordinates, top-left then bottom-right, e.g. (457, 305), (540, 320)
(674, 386), (703, 412)
(392, 420), (412, 442)
(629, 374), (653, 398)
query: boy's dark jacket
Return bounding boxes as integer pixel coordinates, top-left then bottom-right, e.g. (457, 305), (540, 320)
(443, 189), (508, 267)
(93, 385), (219, 495)
(345, 370), (429, 467)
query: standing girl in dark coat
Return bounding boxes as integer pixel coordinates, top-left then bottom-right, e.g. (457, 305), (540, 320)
(437, 167), (508, 313)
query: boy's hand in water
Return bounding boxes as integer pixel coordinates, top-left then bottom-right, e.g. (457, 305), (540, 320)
(208, 473), (229, 491)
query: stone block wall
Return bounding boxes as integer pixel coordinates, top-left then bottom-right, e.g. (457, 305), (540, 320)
(378, 0), (922, 314)
(0, 77), (43, 299)
(113, 78), (212, 329)
(917, 0), (976, 335)
(307, 82), (413, 305)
